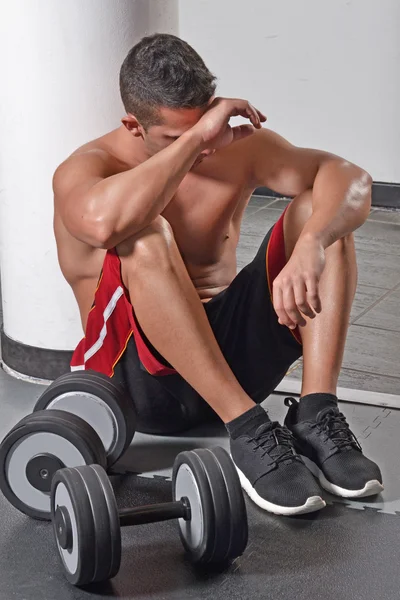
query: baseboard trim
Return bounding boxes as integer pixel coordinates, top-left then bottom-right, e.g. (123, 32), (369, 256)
(0, 327), (72, 381)
(255, 181), (400, 209)
(371, 182), (400, 209)
(0, 361), (52, 386)
(276, 377), (400, 410)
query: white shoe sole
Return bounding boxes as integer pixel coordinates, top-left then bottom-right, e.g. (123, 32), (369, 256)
(235, 466), (326, 516)
(301, 456), (384, 498)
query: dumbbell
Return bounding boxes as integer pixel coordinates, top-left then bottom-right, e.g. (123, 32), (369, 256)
(0, 371), (136, 520)
(51, 447), (248, 586)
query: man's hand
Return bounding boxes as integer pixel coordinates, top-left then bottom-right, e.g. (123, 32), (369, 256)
(193, 97), (267, 150)
(272, 234), (325, 329)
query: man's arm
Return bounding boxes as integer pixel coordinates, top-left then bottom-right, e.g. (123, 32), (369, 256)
(54, 97), (264, 249)
(53, 133), (205, 249)
(251, 128), (372, 249)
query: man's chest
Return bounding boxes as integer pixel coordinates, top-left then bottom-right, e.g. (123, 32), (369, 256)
(162, 173), (252, 265)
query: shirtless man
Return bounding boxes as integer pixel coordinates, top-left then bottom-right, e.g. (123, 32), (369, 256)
(53, 34), (383, 516)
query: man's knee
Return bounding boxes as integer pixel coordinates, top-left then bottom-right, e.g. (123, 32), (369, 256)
(283, 190), (313, 258)
(117, 216), (176, 281)
(283, 191), (355, 259)
(329, 231), (356, 257)
(285, 189), (313, 226)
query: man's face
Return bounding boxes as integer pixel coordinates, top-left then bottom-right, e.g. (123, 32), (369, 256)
(144, 106), (208, 161)
(124, 103), (213, 167)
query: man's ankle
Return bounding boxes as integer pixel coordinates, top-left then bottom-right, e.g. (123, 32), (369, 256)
(220, 398), (257, 424)
(225, 404), (269, 438)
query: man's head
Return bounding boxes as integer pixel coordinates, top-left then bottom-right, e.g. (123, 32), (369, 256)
(120, 33), (216, 155)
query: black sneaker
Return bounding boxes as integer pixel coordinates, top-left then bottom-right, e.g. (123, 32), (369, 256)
(284, 397), (384, 498)
(230, 414), (326, 516)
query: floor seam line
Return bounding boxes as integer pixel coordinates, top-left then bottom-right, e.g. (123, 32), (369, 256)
(351, 287), (400, 324)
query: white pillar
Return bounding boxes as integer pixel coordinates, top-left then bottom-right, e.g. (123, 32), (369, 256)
(0, 0), (178, 379)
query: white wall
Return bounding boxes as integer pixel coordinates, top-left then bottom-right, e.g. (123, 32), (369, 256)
(179, 0), (400, 183)
(0, 0), (178, 353)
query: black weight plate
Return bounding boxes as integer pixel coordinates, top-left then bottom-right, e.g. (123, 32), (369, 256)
(51, 465), (121, 586)
(53, 370), (136, 448)
(35, 371), (136, 463)
(0, 410), (106, 520)
(34, 370), (136, 467)
(54, 370), (136, 447)
(90, 465), (121, 582)
(81, 371), (136, 452)
(207, 447), (248, 560)
(75, 371), (136, 453)
(188, 448), (232, 564)
(172, 450), (214, 563)
(173, 449), (224, 564)
(51, 466), (96, 585)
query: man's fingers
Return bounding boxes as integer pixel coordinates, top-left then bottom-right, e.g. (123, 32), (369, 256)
(283, 285), (306, 327)
(229, 99), (263, 128)
(221, 98), (267, 129)
(256, 108), (267, 122)
(273, 286), (291, 328)
(230, 124), (255, 142)
(305, 277), (322, 313)
(246, 103), (262, 128)
(274, 284), (297, 329)
(293, 278), (316, 319)
(274, 279), (322, 328)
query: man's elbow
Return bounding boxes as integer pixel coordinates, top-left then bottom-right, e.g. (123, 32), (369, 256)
(76, 213), (115, 249)
(363, 169), (373, 188)
(357, 168), (373, 218)
(345, 164), (373, 221)
(357, 167), (373, 195)
(87, 218), (140, 250)
(89, 221), (116, 249)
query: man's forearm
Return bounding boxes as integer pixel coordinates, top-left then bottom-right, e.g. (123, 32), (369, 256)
(89, 129), (204, 248)
(298, 160), (372, 249)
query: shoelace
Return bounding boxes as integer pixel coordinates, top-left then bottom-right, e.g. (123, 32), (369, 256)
(315, 409), (362, 452)
(246, 421), (300, 464)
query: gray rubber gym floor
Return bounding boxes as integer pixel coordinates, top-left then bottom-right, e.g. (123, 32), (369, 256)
(1, 197), (400, 600)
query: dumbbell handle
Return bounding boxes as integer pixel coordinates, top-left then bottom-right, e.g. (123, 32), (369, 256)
(118, 497), (191, 527)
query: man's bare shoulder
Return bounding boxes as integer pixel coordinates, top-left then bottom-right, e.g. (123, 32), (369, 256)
(212, 127), (290, 186)
(245, 127), (293, 153)
(219, 127), (290, 166)
(53, 129), (131, 198)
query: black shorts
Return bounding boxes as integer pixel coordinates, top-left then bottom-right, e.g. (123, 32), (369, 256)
(71, 207), (302, 434)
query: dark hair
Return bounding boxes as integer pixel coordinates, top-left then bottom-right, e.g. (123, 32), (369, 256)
(119, 33), (217, 129)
